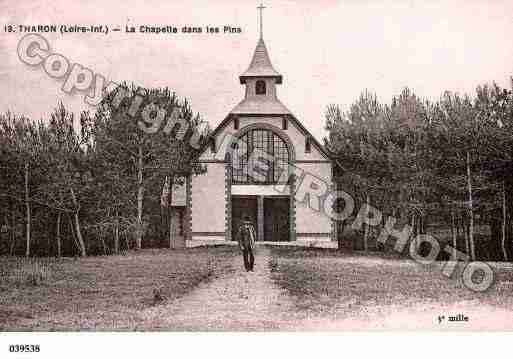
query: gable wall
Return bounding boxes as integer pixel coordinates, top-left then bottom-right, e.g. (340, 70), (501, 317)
(199, 116), (328, 162)
(193, 115), (333, 242)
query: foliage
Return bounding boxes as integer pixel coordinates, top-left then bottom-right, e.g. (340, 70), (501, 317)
(0, 85), (208, 256)
(326, 81), (513, 260)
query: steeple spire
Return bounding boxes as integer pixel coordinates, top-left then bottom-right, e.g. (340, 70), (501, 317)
(231, 4), (289, 114)
(239, 4), (282, 84)
(257, 3), (266, 39)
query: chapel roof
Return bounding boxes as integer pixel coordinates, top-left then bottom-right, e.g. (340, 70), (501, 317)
(230, 96), (291, 115)
(239, 38), (282, 84)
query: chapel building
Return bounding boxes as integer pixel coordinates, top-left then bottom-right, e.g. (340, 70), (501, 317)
(178, 17), (334, 246)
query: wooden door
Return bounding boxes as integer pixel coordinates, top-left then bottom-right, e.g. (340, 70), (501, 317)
(264, 197), (290, 241)
(231, 196), (258, 241)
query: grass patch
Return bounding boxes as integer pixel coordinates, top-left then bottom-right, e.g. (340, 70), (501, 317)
(0, 246), (238, 330)
(0, 257), (55, 286)
(269, 246), (513, 317)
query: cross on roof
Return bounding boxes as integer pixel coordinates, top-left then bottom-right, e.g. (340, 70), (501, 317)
(257, 3), (266, 39)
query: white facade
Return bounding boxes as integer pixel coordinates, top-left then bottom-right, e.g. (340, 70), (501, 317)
(186, 34), (333, 244)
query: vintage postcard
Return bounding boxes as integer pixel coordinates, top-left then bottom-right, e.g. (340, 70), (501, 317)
(1, 0), (513, 352)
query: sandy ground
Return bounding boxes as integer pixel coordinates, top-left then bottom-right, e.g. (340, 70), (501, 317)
(139, 249), (513, 331)
(298, 299), (513, 331)
(5, 247), (513, 330)
(139, 247), (299, 330)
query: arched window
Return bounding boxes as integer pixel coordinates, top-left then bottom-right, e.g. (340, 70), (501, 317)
(255, 80), (266, 95)
(231, 129), (290, 184)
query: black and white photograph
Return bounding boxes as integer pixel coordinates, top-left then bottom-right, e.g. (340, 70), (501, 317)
(1, 0), (513, 356)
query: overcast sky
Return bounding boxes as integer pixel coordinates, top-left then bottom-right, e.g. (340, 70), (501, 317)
(1, 0), (513, 140)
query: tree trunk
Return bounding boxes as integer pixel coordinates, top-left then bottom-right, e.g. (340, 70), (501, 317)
(363, 194), (370, 252)
(464, 219), (470, 256)
(125, 233), (130, 250)
(69, 187), (86, 256)
(46, 217), (51, 257)
(73, 212), (86, 256)
(99, 232), (107, 255)
(506, 178), (513, 260)
(502, 180), (508, 261)
(114, 207), (120, 254)
(451, 208), (457, 257)
(56, 211), (62, 258)
(335, 179), (345, 251)
(337, 219), (346, 251)
(136, 145), (144, 250)
(167, 175), (174, 248)
(68, 214), (79, 252)
(9, 202), (16, 256)
(411, 212), (418, 251)
(466, 151), (476, 261)
(24, 162), (31, 257)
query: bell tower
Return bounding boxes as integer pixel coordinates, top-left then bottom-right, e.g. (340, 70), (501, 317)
(231, 3), (290, 116)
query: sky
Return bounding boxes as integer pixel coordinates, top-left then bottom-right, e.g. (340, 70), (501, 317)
(1, 0), (513, 140)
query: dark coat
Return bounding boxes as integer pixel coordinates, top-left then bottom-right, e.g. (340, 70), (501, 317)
(237, 221), (256, 251)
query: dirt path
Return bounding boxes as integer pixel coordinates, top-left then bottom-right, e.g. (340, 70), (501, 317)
(8, 248), (511, 331)
(141, 249), (513, 331)
(141, 247), (299, 330)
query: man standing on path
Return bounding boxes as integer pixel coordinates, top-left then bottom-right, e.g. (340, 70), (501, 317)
(236, 214), (256, 271)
